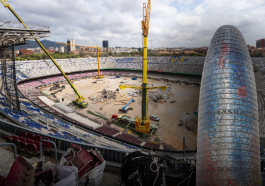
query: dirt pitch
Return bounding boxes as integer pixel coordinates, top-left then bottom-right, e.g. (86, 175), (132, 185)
(43, 76), (200, 150)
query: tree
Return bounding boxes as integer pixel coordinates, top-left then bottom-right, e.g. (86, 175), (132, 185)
(108, 52), (113, 56)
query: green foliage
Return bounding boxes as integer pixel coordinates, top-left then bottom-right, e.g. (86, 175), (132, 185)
(251, 54), (263, 57)
(13, 49), (205, 61)
(14, 52), (82, 61)
(154, 137), (161, 143)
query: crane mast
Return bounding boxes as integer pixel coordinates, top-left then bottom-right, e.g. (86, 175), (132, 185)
(0, 0), (88, 108)
(141, 0), (151, 123)
(56, 43), (103, 78)
(120, 0), (166, 133)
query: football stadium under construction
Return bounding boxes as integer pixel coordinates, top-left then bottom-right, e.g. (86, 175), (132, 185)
(0, 0), (265, 185)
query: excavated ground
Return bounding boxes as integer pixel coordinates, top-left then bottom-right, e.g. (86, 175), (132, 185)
(42, 76), (200, 150)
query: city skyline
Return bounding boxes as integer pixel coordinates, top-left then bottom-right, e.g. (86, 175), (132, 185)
(1, 0), (265, 48)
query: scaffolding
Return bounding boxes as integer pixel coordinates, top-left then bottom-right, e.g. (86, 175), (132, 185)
(0, 20), (50, 110)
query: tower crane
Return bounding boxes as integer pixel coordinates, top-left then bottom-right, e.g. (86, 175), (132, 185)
(119, 0), (167, 133)
(56, 43), (103, 78)
(0, 0), (88, 108)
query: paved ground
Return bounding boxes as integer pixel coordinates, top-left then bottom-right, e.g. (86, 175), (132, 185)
(42, 75), (200, 150)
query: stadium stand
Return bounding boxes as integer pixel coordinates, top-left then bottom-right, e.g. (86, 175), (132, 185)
(2, 56), (265, 153)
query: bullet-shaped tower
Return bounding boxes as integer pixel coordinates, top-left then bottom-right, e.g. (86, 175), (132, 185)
(197, 25), (260, 185)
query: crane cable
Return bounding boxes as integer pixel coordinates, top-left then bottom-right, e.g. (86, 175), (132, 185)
(149, 99), (159, 116)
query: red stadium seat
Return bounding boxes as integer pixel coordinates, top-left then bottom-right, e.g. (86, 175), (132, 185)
(27, 133), (34, 140)
(42, 137), (52, 152)
(19, 131), (27, 138)
(34, 135), (42, 141)
(13, 138), (20, 148)
(19, 141), (27, 149)
(27, 138), (34, 144)
(28, 143), (39, 154)
(34, 141), (40, 151)
(5, 136), (13, 143)
(19, 136), (26, 143)
(12, 135), (19, 140)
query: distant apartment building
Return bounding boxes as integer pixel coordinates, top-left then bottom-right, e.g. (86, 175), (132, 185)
(107, 47), (114, 53)
(67, 39), (76, 54)
(114, 47), (134, 53)
(19, 49), (34, 56)
(103, 40), (108, 48)
(69, 50), (79, 55)
(47, 49), (55, 54)
(193, 47), (208, 56)
(59, 46), (65, 53)
(256, 39), (265, 48)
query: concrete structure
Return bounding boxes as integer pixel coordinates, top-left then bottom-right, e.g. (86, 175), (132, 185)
(67, 39), (76, 54)
(103, 40), (108, 48)
(197, 25), (260, 185)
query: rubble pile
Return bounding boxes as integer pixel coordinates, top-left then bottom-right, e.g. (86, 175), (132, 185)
(89, 89), (119, 103)
(128, 91), (139, 97)
(179, 112), (198, 132)
(148, 89), (169, 102)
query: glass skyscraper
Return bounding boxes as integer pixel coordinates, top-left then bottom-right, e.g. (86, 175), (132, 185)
(197, 25), (260, 185)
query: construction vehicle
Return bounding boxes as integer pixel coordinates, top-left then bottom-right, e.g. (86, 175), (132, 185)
(119, 0), (167, 133)
(50, 83), (62, 91)
(51, 85), (65, 97)
(119, 99), (135, 113)
(150, 115), (160, 121)
(0, 0), (88, 108)
(117, 115), (136, 128)
(56, 43), (103, 78)
(150, 122), (159, 136)
(107, 114), (118, 125)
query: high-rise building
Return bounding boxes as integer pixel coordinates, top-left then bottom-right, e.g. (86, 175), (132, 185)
(67, 39), (76, 54)
(256, 38), (265, 48)
(197, 25), (260, 185)
(103, 40), (108, 48)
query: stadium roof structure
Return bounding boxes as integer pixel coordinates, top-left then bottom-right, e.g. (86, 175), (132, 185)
(0, 20), (50, 47)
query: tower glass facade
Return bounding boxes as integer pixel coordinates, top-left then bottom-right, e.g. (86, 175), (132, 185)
(103, 40), (108, 48)
(197, 25), (260, 185)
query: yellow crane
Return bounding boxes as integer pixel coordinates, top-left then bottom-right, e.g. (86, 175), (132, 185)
(119, 0), (167, 133)
(0, 0), (88, 108)
(56, 43), (103, 78)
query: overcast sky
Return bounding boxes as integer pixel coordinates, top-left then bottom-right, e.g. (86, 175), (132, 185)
(1, 0), (265, 48)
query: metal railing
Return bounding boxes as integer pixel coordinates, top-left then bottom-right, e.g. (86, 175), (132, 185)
(0, 143), (17, 160)
(3, 115), (265, 174)
(0, 119), (129, 164)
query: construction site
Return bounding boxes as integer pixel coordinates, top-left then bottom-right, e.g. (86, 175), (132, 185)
(40, 75), (200, 150)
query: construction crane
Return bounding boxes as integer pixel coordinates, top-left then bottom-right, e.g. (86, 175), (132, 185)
(56, 43), (103, 78)
(119, 98), (135, 113)
(0, 0), (88, 108)
(119, 0), (167, 133)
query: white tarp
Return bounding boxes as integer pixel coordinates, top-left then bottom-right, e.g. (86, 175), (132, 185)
(60, 150), (106, 186)
(53, 103), (74, 113)
(53, 165), (78, 186)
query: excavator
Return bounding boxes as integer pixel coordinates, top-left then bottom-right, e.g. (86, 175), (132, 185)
(0, 0), (88, 108)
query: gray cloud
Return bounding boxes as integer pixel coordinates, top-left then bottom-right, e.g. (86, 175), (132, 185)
(0, 0), (265, 47)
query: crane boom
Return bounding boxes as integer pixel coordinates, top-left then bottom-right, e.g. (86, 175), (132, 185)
(0, 0), (86, 102)
(56, 42), (103, 78)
